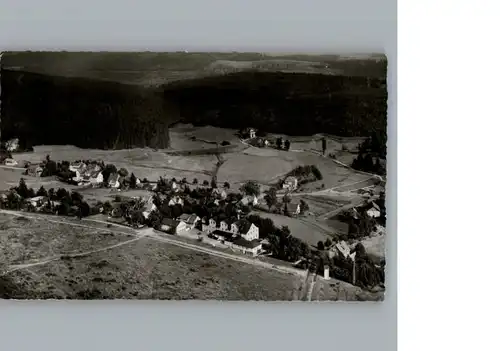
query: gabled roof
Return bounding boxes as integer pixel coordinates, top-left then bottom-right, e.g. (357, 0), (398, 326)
(370, 202), (381, 211)
(161, 218), (180, 228)
(179, 213), (199, 224)
(212, 230), (237, 242)
(108, 173), (120, 183)
(232, 219), (252, 234)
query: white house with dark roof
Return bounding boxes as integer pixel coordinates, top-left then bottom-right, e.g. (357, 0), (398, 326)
(366, 203), (381, 218)
(231, 220), (259, 241)
(178, 213), (200, 229)
(107, 173), (121, 188)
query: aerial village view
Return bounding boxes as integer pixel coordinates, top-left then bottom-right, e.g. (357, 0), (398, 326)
(0, 52), (387, 301)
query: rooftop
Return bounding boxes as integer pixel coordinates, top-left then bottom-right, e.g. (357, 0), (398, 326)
(212, 230), (237, 242)
(232, 237), (262, 249)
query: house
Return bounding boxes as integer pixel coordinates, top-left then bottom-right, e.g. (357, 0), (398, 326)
(366, 203), (381, 218)
(171, 181), (179, 192)
(160, 218), (187, 234)
(332, 241), (351, 260)
(248, 128), (256, 139)
(202, 217), (218, 233)
(142, 201), (157, 219)
(239, 195), (259, 207)
(168, 196), (184, 206)
(285, 202), (301, 216)
(211, 229), (237, 243)
(108, 173), (121, 188)
(110, 207), (123, 218)
(219, 218), (235, 232)
(231, 238), (262, 256)
(178, 214), (200, 229)
(212, 188), (227, 200)
(26, 196), (48, 208)
(6, 138), (19, 152)
(231, 220), (259, 241)
(26, 165), (43, 177)
(282, 176), (298, 191)
(4, 158), (18, 167)
(89, 171), (104, 187)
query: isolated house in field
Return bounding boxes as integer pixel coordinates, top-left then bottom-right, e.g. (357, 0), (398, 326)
(160, 218), (187, 234)
(4, 158), (18, 167)
(231, 238), (262, 256)
(285, 202), (301, 216)
(282, 176), (298, 191)
(108, 173), (121, 188)
(178, 213), (200, 230)
(366, 202), (381, 218)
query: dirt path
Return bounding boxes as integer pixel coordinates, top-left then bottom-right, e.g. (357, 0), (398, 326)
(0, 209), (307, 279)
(1, 236), (144, 276)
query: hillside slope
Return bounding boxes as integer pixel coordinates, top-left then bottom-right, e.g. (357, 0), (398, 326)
(1, 68), (387, 149)
(1, 69), (174, 149)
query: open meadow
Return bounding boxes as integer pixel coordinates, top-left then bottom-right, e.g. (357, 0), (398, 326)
(0, 220), (306, 300)
(0, 213), (134, 265)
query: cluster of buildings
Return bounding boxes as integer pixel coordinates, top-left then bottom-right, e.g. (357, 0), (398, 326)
(202, 217), (262, 256)
(69, 162), (105, 187)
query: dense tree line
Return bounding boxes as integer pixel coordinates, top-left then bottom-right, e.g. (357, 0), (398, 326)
(164, 71), (387, 138)
(1, 69), (172, 150)
(351, 130), (387, 175)
(2, 68), (386, 150)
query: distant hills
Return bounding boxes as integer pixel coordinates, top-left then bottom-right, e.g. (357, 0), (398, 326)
(1, 51), (387, 86)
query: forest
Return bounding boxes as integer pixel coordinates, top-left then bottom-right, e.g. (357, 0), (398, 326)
(1, 68), (387, 149)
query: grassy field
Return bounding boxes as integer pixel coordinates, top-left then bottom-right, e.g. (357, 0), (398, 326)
(1, 236), (305, 300)
(311, 278), (384, 301)
(250, 210), (332, 246)
(0, 214), (133, 265)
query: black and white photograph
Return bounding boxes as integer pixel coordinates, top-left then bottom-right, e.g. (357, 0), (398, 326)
(0, 51), (388, 301)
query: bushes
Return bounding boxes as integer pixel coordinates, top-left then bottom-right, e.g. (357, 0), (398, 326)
(287, 165), (323, 183)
